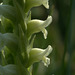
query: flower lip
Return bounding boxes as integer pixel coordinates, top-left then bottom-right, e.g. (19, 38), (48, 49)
(43, 16), (52, 27)
(44, 45), (53, 56)
(42, 57), (50, 67)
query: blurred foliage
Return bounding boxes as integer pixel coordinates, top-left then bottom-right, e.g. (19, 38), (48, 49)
(31, 0), (75, 75)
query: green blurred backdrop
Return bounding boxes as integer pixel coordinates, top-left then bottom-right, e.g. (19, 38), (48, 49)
(31, 0), (75, 75)
(0, 0), (75, 75)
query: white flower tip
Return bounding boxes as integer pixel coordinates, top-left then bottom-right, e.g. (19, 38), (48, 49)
(48, 45), (53, 53)
(47, 16), (52, 25)
(43, 16), (52, 28)
(42, 16), (52, 39)
(43, 0), (49, 9)
(43, 29), (48, 39)
(44, 45), (53, 56)
(48, 16), (52, 21)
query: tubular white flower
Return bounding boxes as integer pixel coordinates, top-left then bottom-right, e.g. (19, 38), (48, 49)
(25, 0), (49, 12)
(26, 45), (53, 67)
(27, 16), (52, 39)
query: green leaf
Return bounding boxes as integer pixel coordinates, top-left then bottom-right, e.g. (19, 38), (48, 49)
(13, 0), (26, 32)
(18, 25), (28, 64)
(3, 0), (13, 6)
(0, 64), (18, 75)
(0, 33), (18, 54)
(1, 16), (14, 33)
(15, 56), (30, 75)
(15, 0), (25, 9)
(0, 16), (5, 33)
(27, 35), (36, 54)
(0, 33), (5, 51)
(0, 5), (16, 22)
(3, 33), (18, 54)
(0, 22), (5, 33)
(4, 47), (15, 64)
(18, 25), (27, 52)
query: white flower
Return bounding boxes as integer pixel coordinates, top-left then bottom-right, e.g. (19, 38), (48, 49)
(27, 16), (52, 39)
(25, 0), (49, 12)
(26, 45), (53, 67)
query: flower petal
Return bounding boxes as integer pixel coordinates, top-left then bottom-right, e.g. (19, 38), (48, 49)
(25, 0), (49, 12)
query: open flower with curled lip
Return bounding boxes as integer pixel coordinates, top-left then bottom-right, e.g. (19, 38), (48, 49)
(27, 16), (52, 39)
(26, 45), (53, 67)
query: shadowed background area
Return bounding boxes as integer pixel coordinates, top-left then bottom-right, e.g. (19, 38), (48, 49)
(31, 0), (75, 75)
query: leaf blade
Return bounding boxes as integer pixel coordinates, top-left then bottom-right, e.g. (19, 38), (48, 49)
(0, 5), (16, 22)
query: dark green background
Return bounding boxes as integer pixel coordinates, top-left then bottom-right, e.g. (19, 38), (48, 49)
(31, 0), (75, 75)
